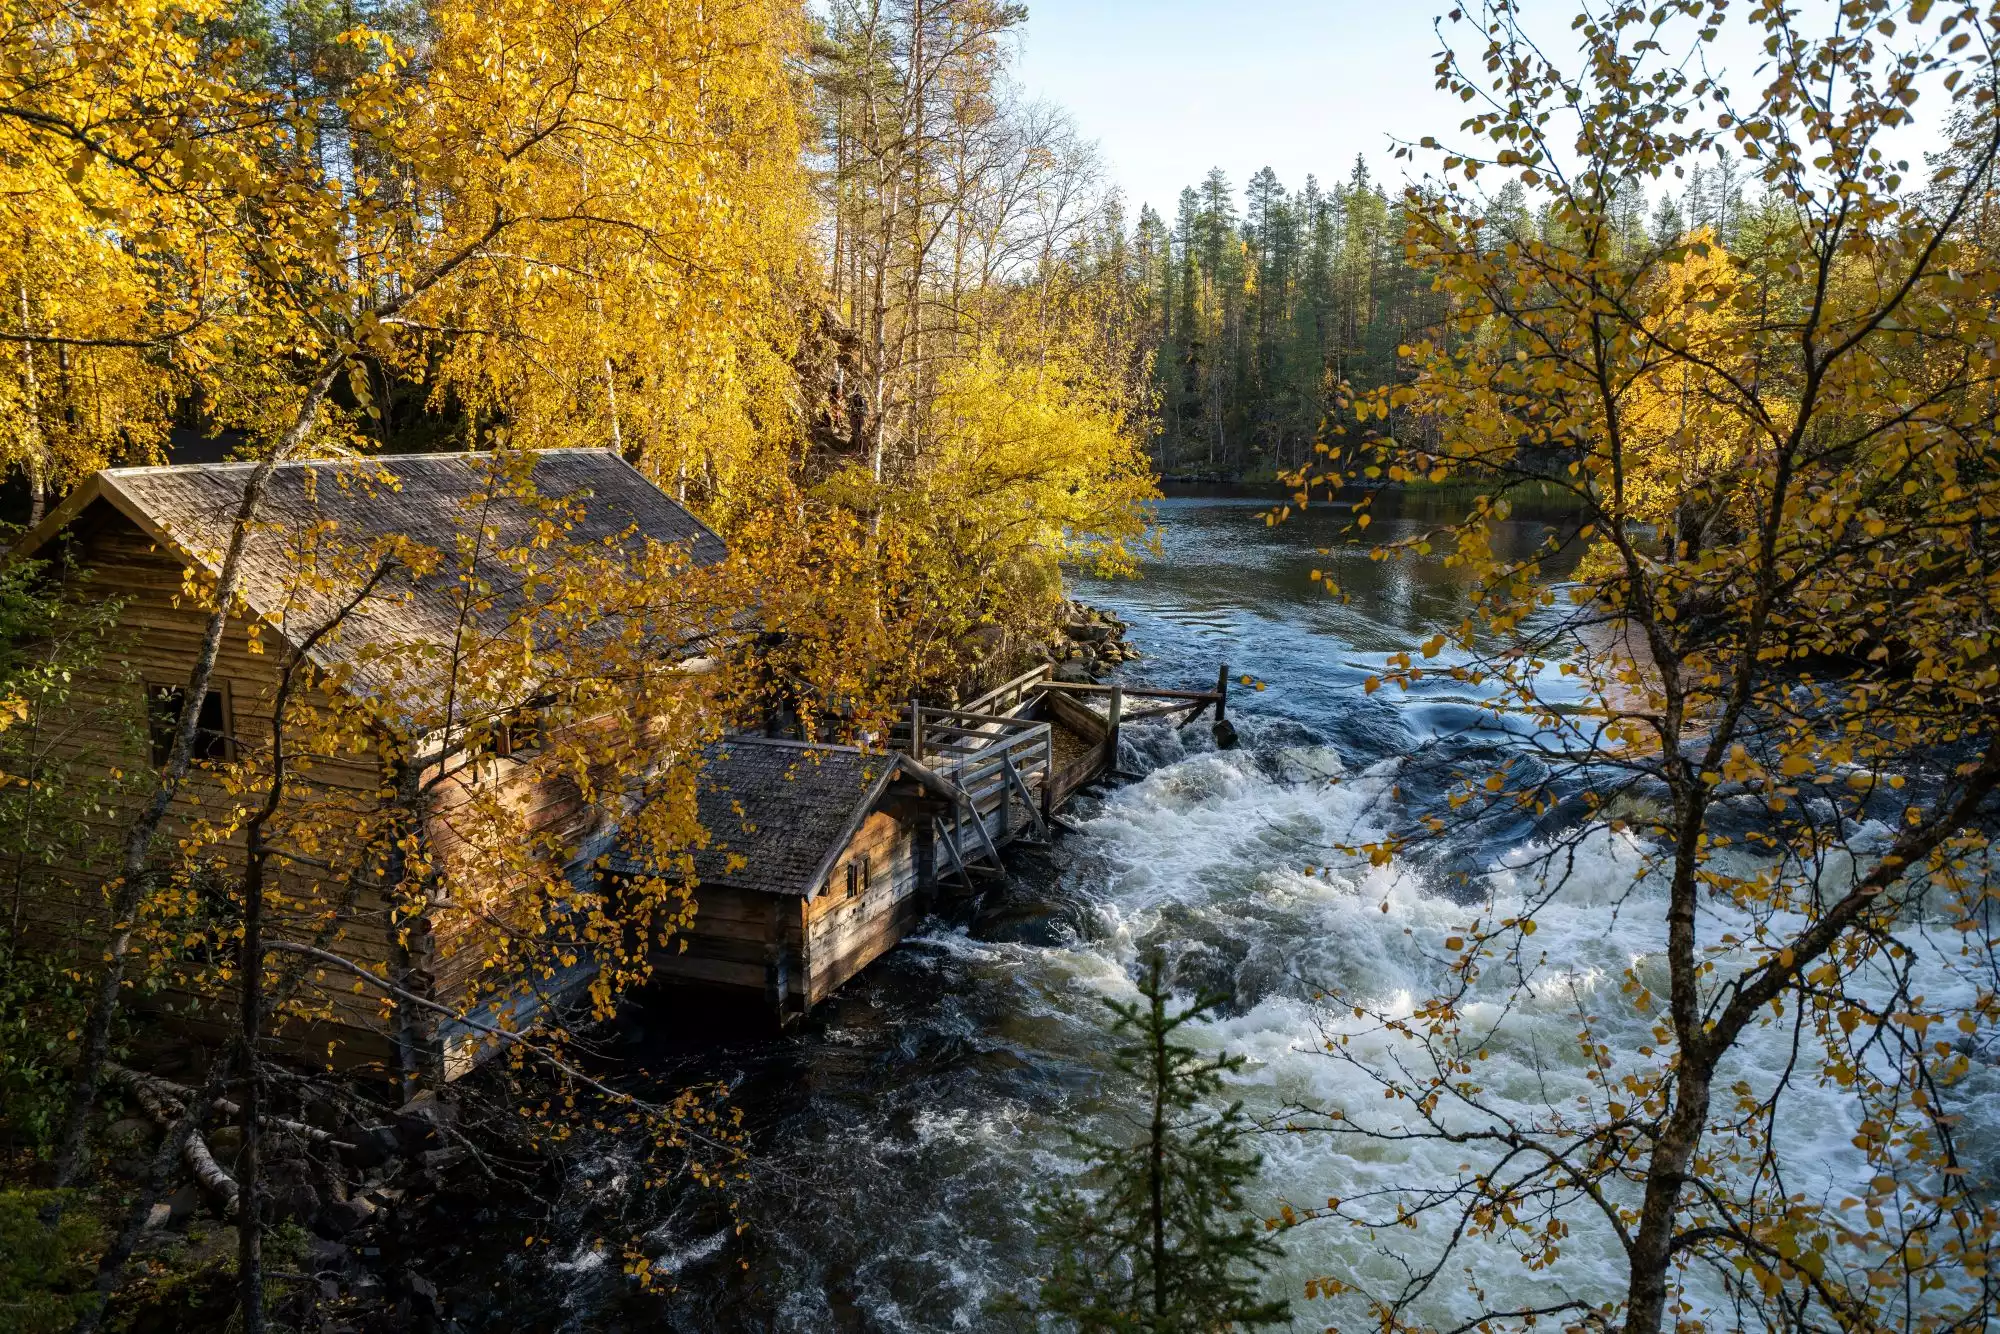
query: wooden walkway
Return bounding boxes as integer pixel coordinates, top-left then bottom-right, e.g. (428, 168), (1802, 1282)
(887, 663), (1229, 882)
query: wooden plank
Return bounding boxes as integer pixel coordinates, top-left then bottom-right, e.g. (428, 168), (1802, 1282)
(648, 954), (772, 991)
(1119, 701), (1208, 723)
(960, 663), (1052, 716)
(1041, 687), (1108, 743)
(964, 795), (1003, 863)
(1002, 753), (1048, 841)
(917, 706), (1037, 728)
(1107, 684), (1122, 767)
(1037, 682), (1223, 703)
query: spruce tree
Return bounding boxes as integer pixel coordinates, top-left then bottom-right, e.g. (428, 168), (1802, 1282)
(1033, 954), (1290, 1334)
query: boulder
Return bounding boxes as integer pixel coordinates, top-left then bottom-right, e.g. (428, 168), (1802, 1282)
(314, 1194), (378, 1238)
(1053, 661), (1093, 684)
(306, 1235), (350, 1276)
(111, 1156), (154, 1182)
(206, 1125), (243, 1159)
(265, 1158), (322, 1224)
(401, 1270), (440, 1311)
(339, 1124), (402, 1170)
(160, 1182), (201, 1226)
(394, 1094), (449, 1154)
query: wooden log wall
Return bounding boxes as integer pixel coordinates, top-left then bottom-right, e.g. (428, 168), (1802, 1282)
(20, 500), (626, 1075)
(802, 807), (923, 1007)
(18, 503), (410, 1053)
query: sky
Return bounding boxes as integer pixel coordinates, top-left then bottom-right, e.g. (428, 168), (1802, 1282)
(1010, 0), (1949, 221)
(1012, 1), (1463, 217)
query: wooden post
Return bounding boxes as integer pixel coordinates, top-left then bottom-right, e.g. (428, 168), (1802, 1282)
(909, 696), (923, 759)
(1040, 727), (1055, 823)
(997, 763), (1013, 846)
(1107, 683), (1123, 771)
(764, 896), (789, 1025)
(1214, 662), (1230, 722)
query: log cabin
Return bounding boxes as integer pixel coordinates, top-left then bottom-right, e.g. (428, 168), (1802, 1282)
(10, 449), (732, 1080)
(606, 737), (956, 1022)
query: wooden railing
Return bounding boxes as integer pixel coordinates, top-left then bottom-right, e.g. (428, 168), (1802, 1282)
(960, 663), (1054, 717)
(894, 661), (1233, 879)
(925, 720), (1053, 879)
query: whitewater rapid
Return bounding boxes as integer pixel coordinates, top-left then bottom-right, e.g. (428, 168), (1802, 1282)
(482, 494), (1997, 1332)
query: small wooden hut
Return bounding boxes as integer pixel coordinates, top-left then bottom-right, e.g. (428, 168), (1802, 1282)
(607, 737), (956, 1021)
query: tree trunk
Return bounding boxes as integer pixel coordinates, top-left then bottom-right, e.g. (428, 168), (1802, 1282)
(1149, 980), (1168, 1321)
(1623, 1069), (1711, 1334)
(20, 280), (47, 527)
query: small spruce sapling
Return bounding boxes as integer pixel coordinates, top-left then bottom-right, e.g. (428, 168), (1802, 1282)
(1034, 952), (1290, 1333)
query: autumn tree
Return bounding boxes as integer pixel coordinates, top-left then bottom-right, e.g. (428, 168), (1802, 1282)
(1279, 0), (2000, 1330)
(804, 0), (1155, 696)
(0, 0), (810, 1193)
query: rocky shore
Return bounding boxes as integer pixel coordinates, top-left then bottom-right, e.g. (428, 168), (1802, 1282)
(95, 1064), (484, 1333)
(1041, 599), (1139, 682)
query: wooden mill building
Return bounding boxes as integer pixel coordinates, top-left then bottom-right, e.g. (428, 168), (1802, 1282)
(12, 449), (731, 1078)
(11, 449), (1220, 1075)
(606, 737), (957, 1019)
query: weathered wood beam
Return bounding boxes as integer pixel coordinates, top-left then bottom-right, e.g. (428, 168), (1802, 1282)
(1001, 753), (1048, 842)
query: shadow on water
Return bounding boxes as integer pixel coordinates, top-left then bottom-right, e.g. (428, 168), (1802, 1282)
(439, 488), (1589, 1333)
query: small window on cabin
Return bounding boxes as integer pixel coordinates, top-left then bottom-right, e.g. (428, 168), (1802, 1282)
(472, 696), (555, 764)
(465, 722), (504, 763)
(148, 684), (229, 767)
(847, 854), (870, 900)
(505, 704), (545, 756)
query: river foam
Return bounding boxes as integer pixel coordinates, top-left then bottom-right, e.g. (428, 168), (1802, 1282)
(498, 497), (1995, 1333)
(1055, 715), (2000, 1330)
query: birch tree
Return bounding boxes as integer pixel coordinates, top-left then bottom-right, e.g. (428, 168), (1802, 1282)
(1283, 0), (2000, 1329)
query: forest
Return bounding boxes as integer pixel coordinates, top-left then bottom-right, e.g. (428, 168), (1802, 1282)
(1128, 151), (1777, 477)
(1, 0), (1999, 1331)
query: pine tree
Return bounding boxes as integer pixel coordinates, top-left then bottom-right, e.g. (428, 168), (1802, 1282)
(1033, 954), (1290, 1334)
(1709, 148), (1746, 246)
(1650, 190), (1688, 246)
(1485, 179), (1532, 241)
(1612, 175), (1650, 257)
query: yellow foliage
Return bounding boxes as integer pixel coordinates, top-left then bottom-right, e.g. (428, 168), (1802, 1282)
(918, 339), (1154, 579)
(403, 0), (810, 500)
(1612, 233), (1789, 533)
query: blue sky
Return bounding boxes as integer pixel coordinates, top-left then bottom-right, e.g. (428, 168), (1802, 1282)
(1010, 1), (1947, 220)
(1012, 0), (1463, 217)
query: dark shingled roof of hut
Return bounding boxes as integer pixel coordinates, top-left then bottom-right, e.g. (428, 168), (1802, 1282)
(609, 739), (900, 898)
(18, 449), (727, 714)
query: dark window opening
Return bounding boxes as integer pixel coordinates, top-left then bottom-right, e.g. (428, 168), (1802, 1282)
(505, 705), (545, 756)
(148, 685), (228, 767)
(467, 722), (505, 761)
(470, 696), (555, 765)
(846, 854), (870, 900)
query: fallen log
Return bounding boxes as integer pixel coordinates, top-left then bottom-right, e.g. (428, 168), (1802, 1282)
(108, 1063), (350, 1150)
(106, 1064), (239, 1219)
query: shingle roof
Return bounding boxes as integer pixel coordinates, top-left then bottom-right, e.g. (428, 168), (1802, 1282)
(609, 739), (900, 897)
(23, 449), (727, 719)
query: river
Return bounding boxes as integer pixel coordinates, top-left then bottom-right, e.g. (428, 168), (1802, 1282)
(455, 490), (1997, 1331)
